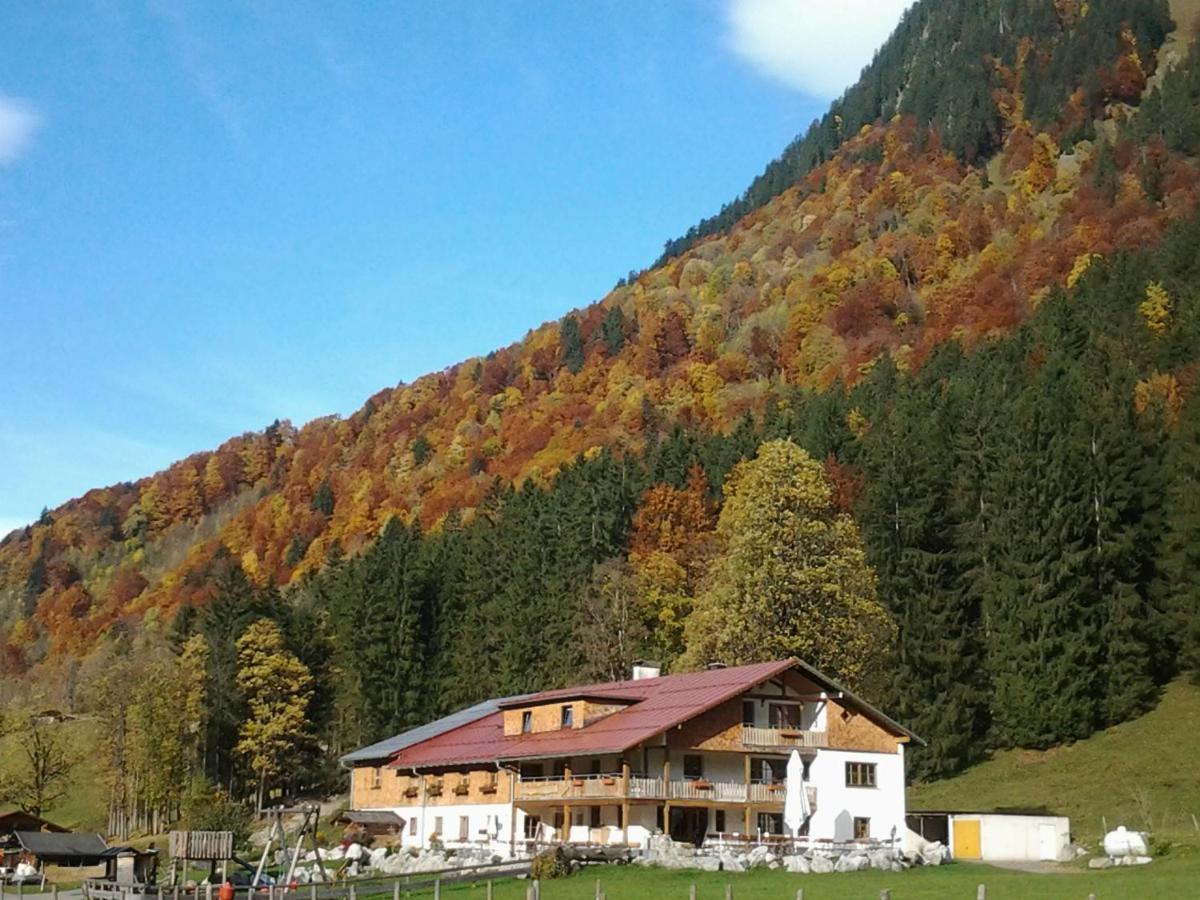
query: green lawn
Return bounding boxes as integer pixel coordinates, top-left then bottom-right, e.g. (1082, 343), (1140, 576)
(363, 849), (1200, 900)
(908, 679), (1200, 842)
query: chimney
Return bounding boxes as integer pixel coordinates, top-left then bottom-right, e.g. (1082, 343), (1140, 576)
(631, 661), (662, 680)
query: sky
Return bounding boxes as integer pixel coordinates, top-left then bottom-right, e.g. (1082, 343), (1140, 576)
(0, 0), (910, 534)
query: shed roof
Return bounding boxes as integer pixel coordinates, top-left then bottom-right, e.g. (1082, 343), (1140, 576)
(336, 810), (404, 826)
(14, 831), (108, 859)
(0, 811), (68, 834)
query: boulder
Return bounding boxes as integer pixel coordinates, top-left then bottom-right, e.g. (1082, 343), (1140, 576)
(718, 853), (746, 873)
(368, 846), (389, 868)
(745, 845), (774, 868)
(344, 842), (365, 861)
(1114, 855), (1152, 867)
(869, 849), (894, 871)
(835, 852), (869, 873)
(919, 841), (949, 866)
(809, 854), (835, 874)
(782, 855), (810, 874)
(1088, 857), (1114, 869)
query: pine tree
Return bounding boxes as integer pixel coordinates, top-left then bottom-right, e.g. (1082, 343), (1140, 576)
(560, 314), (585, 374)
(1157, 391), (1200, 680)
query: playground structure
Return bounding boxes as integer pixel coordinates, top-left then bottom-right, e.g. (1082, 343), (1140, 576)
(167, 831), (234, 887)
(252, 807), (329, 889)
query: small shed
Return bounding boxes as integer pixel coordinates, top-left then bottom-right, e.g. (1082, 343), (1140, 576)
(908, 810), (1071, 862)
(13, 831), (110, 868)
(335, 809), (404, 837)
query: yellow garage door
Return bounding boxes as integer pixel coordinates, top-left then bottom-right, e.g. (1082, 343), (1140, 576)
(953, 819), (982, 859)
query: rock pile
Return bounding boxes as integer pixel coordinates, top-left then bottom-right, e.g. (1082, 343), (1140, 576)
(637, 834), (932, 874)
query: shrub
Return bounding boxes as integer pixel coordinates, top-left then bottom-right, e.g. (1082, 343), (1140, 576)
(529, 847), (570, 880)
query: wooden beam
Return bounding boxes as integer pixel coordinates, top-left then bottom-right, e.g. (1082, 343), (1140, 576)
(744, 806), (752, 837)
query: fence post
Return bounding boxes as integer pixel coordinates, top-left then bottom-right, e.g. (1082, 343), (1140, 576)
(312, 886), (319, 900)
(881, 891), (892, 900)
(392, 882), (399, 900)
(689, 886), (696, 900)
(725, 885), (732, 900)
(486, 882), (493, 900)
(433, 880), (440, 900)
(976, 886), (987, 900)
(796, 889), (805, 900)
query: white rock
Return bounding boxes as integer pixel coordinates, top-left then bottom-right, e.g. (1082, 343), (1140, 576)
(368, 847), (388, 868)
(835, 853), (869, 873)
(1088, 857), (1114, 869)
(718, 854), (746, 873)
(809, 854), (835, 874)
(344, 842), (365, 861)
(782, 855), (810, 874)
(869, 849), (894, 870)
(745, 846), (773, 868)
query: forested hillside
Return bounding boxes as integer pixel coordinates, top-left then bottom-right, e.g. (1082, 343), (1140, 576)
(3, 0), (1200, 833)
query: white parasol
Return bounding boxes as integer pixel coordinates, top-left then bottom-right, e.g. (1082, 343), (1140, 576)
(783, 749), (811, 838)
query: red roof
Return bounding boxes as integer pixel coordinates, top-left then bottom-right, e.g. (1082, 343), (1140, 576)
(389, 659), (798, 768)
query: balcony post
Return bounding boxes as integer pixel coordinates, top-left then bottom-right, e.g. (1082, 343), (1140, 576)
(662, 754), (671, 822)
(743, 755), (751, 803)
(621, 761), (631, 844)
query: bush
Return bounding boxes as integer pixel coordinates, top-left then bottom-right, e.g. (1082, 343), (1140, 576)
(529, 847), (570, 880)
(181, 779), (253, 849)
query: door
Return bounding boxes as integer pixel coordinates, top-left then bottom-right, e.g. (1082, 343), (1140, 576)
(953, 818), (982, 859)
(1038, 823), (1058, 861)
(669, 807), (709, 846)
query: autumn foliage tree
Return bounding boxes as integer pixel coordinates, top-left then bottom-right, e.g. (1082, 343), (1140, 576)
(682, 440), (895, 692)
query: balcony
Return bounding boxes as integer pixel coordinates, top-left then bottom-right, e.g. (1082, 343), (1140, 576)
(514, 775), (816, 809)
(514, 773), (626, 801)
(741, 725), (828, 750)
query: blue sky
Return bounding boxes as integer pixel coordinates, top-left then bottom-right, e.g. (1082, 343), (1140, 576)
(0, 1), (908, 533)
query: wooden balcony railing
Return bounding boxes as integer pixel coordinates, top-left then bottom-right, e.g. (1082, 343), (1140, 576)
(741, 725), (828, 749)
(514, 775), (816, 809)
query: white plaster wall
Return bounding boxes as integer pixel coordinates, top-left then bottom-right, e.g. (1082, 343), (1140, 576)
(968, 815), (1071, 861)
(370, 802), (515, 850)
(806, 746), (906, 844)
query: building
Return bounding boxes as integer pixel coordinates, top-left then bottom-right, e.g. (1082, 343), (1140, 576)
(907, 810), (1072, 862)
(342, 658), (921, 852)
(0, 812), (68, 866)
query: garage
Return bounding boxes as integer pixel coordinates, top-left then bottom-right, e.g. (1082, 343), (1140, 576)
(907, 810), (1071, 862)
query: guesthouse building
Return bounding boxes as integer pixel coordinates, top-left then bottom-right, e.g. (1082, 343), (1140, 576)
(341, 658), (920, 853)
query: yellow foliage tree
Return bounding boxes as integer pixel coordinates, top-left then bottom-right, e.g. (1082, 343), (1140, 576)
(681, 440), (894, 691)
(1139, 281), (1171, 336)
(234, 619), (314, 808)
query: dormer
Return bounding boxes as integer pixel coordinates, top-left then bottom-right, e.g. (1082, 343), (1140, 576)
(498, 693), (640, 736)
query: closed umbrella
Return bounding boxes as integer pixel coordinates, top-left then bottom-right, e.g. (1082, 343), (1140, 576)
(783, 749), (810, 839)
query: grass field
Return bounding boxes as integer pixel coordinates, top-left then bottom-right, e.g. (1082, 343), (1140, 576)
(353, 850), (1200, 900)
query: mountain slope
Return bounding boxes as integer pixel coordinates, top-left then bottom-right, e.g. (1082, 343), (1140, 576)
(1, 0), (1197, 672)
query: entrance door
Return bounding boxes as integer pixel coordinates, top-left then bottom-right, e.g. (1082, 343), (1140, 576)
(669, 808), (708, 846)
(952, 819), (982, 859)
(1038, 823), (1058, 861)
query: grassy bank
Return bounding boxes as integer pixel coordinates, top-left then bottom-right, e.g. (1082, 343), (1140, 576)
(908, 679), (1200, 841)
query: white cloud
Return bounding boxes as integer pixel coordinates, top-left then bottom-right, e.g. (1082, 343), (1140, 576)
(0, 94), (41, 166)
(726, 0), (913, 99)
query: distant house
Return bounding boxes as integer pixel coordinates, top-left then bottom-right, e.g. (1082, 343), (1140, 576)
(0, 812), (68, 863)
(10, 831), (109, 868)
(341, 658), (921, 851)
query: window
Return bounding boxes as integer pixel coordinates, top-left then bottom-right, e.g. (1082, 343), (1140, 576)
(715, 810), (726, 832)
(683, 754), (704, 780)
(521, 710), (533, 733)
(769, 703), (801, 729)
(561, 704), (574, 728)
(370, 767), (381, 789)
(590, 806), (601, 827)
(757, 812), (783, 835)
(553, 759), (568, 777)
(409, 816), (417, 836)
(433, 816), (443, 837)
(845, 762), (877, 788)
(590, 759), (602, 775)
(524, 815), (541, 839)
(742, 700), (755, 726)
(458, 816), (470, 842)
(854, 817), (871, 840)
(752, 757), (787, 784)
(520, 762), (544, 779)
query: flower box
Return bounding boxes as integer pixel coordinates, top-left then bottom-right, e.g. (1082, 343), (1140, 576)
(694, 780), (714, 790)
(453, 783), (470, 796)
(480, 784), (498, 795)
(602, 777), (617, 786)
(403, 787), (419, 798)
